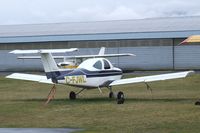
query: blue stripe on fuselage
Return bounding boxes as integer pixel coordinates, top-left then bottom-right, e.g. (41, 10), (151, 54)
(46, 68), (122, 80)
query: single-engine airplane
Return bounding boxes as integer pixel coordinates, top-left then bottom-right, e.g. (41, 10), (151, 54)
(6, 48), (194, 104)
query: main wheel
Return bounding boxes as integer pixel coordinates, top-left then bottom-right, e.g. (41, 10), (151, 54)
(69, 91), (76, 100)
(117, 91), (125, 104)
(195, 100), (200, 105)
(109, 92), (114, 98)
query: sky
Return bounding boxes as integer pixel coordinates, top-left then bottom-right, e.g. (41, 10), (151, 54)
(0, 0), (200, 25)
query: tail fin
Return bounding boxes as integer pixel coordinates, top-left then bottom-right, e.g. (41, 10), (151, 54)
(40, 53), (59, 72)
(98, 47), (105, 55)
(9, 48), (78, 80)
(40, 53), (60, 80)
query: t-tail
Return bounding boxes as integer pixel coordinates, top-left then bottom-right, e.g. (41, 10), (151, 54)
(10, 48), (78, 82)
(40, 52), (60, 82)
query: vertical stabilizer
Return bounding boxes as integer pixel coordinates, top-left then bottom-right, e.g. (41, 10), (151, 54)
(40, 53), (59, 72)
(98, 47), (105, 55)
(9, 48), (78, 79)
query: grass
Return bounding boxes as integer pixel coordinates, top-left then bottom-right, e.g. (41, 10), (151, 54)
(0, 73), (200, 133)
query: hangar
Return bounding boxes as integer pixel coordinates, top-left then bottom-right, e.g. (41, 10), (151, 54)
(0, 16), (200, 71)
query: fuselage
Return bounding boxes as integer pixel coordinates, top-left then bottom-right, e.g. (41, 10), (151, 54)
(57, 68), (122, 88)
(49, 58), (123, 88)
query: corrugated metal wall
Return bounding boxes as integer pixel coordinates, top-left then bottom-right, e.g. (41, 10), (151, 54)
(118, 46), (173, 70)
(175, 46), (200, 69)
(1, 45), (200, 71)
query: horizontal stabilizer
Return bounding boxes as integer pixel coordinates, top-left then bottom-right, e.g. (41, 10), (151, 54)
(6, 73), (53, 84)
(109, 71), (194, 86)
(65, 53), (135, 59)
(17, 56), (64, 59)
(17, 53), (135, 60)
(10, 48), (78, 54)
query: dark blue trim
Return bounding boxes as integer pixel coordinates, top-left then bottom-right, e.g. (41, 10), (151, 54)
(46, 68), (122, 80)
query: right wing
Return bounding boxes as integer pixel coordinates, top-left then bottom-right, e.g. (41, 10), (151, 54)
(6, 73), (53, 84)
(109, 71), (194, 86)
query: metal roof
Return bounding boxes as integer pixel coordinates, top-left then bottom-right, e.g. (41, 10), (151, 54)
(1, 16), (200, 43)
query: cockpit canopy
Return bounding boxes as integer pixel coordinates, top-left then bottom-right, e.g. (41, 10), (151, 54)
(78, 58), (113, 71)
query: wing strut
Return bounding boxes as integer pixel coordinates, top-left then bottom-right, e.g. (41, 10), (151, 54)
(144, 82), (152, 93)
(144, 82), (153, 99)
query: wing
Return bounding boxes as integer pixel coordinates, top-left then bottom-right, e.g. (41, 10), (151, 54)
(109, 71), (194, 86)
(6, 73), (53, 84)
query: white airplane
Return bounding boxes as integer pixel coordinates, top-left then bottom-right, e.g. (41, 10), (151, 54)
(17, 47), (134, 69)
(6, 48), (194, 104)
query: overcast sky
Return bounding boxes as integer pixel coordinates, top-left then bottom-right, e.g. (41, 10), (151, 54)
(0, 0), (200, 25)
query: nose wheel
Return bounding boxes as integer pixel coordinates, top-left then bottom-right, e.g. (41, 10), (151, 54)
(107, 87), (125, 104)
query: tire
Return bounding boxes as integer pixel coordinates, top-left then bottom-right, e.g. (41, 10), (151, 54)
(69, 91), (76, 100)
(195, 100), (200, 105)
(109, 92), (114, 98)
(117, 91), (125, 104)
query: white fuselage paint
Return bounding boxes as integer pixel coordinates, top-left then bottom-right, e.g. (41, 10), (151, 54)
(57, 58), (123, 88)
(58, 75), (122, 88)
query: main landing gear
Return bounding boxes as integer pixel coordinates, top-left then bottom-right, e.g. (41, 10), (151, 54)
(117, 91), (125, 104)
(108, 87), (125, 104)
(69, 91), (76, 100)
(195, 99), (200, 105)
(69, 88), (85, 100)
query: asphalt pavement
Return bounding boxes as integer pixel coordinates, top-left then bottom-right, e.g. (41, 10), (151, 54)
(0, 128), (80, 133)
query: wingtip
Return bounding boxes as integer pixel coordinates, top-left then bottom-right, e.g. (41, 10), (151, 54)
(187, 70), (195, 76)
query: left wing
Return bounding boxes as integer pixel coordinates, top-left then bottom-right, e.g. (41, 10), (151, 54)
(6, 73), (53, 84)
(109, 71), (194, 86)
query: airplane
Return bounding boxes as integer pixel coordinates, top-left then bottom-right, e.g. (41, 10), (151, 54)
(180, 35), (200, 105)
(180, 35), (200, 44)
(17, 47), (134, 69)
(6, 48), (194, 104)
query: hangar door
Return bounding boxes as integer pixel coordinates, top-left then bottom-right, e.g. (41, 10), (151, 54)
(174, 46), (200, 69)
(118, 46), (174, 70)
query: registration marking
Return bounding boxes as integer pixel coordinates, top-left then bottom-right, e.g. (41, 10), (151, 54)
(65, 75), (87, 84)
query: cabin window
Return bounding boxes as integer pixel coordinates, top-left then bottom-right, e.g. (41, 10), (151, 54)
(93, 60), (102, 69)
(103, 59), (111, 69)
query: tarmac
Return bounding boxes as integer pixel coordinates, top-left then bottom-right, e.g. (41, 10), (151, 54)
(0, 128), (80, 133)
